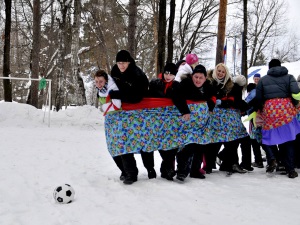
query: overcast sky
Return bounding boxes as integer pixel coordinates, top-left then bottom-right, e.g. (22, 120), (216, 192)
(287, 0), (300, 31)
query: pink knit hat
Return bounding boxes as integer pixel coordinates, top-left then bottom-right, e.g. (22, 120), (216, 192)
(185, 53), (199, 65)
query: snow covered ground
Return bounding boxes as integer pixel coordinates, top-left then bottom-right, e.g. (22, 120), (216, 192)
(1, 102), (300, 225)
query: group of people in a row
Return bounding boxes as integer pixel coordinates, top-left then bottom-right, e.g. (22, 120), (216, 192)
(94, 49), (300, 184)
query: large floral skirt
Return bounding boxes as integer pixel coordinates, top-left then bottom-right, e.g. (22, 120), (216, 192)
(104, 99), (248, 157)
(261, 98), (300, 145)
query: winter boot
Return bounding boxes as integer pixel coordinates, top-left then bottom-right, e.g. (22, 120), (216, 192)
(161, 168), (176, 181)
(190, 172), (206, 179)
(120, 172), (126, 181)
(121, 153), (138, 184)
(147, 168), (157, 179)
(232, 164), (247, 173)
(252, 162), (264, 168)
(240, 163), (254, 171)
(123, 176), (138, 185)
(288, 170), (298, 179)
(266, 159), (277, 173)
(176, 173), (186, 182)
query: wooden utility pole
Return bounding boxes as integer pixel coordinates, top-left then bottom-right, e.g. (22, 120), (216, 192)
(215, 0), (227, 65)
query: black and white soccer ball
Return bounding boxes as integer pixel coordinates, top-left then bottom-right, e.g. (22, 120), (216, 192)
(53, 184), (75, 204)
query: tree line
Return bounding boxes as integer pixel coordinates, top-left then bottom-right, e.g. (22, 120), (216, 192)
(0, 0), (298, 111)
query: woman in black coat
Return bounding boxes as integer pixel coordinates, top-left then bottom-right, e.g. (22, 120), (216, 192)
(148, 62), (180, 181)
(256, 59), (300, 178)
(206, 63), (250, 174)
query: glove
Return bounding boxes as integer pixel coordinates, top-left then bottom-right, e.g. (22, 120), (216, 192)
(233, 75), (246, 86)
(243, 111), (257, 127)
(206, 99), (215, 112)
(109, 90), (122, 99)
(292, 92), (300, 100)
(216, 99), (222, 106)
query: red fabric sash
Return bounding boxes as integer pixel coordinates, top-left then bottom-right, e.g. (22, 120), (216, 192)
(122, 98), (205, 111)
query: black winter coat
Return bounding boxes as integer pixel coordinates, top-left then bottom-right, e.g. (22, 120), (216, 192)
(148, 78), (180, 98)
(212, 79), (249, 112)
(172, 76), (216, 115)
(110, 63), (149, 103)
(256, 66), (300, 110)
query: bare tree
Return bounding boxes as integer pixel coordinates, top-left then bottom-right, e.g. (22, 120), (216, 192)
(29, 0), (41, 108)
(144, 0), (159, 77)
(241, 0), (247, 75)
(3, 0), (12, 102)
(128, 0), (138, 58)
(176, 0), (219, 60)
(247, 0), (286, 67)
(55, 0), (72, 111)
(166, 0), (175, 63)
(71, 0), (86, 106)
(273, 32), (300, 63)
(157, 0), (166, 74)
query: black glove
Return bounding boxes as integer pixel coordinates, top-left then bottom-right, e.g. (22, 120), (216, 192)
(109, 90), (122, 99)
(206, 99), (215, 112)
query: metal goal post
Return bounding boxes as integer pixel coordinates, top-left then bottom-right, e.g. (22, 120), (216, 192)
(0, 76), (52, 127)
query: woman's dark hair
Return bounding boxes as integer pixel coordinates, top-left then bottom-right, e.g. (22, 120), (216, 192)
(94, 69), (108, 81)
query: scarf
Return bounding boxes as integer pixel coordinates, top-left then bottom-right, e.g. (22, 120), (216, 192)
(163, 80), (173, 95)
(217, 77), (225, 85)
(99, 82), (108, 94)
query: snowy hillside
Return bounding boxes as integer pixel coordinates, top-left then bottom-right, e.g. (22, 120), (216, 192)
(248, 60), (300, 83)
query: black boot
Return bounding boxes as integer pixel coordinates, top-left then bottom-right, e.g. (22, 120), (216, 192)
(232, 164), (247, 173)
(113, 155), (127, 180)
(123, 176), (138, 184)
(159, 149), (177, 181)
(176, 173), (186, 181)
(121, 153), (138, 185)
(240, 163), (254, 171)
(190, 146), (205, 179)
(252, 161), (264, 168)
(288, 170), (298, 178)
(161, 168), (176, 180)
(190, 172), (205, 179)
(120, 172), (126, 181)
(147, 168), (157, 179)
(176, 144), (194, 182)
(266, 159), (277, 173)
